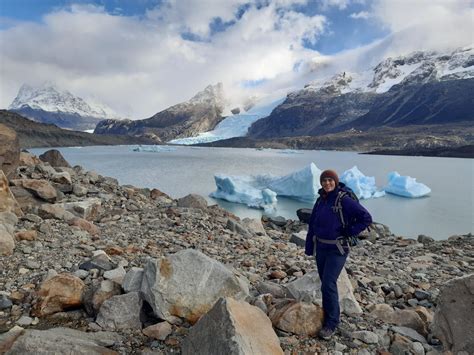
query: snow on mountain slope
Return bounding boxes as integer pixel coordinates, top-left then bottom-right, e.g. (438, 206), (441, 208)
(9, 83), (118, 119)
(303, 46), (474, 96)
(169, 95), (286, 145)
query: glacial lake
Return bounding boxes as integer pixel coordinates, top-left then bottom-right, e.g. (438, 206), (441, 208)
(31, 145), (473, 240)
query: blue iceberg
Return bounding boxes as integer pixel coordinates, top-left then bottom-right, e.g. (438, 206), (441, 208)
(340, 166), (385, 199)
(385, 171), (431, 198)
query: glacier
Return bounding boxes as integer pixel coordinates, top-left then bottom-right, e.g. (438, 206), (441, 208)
(169, 96), (286, 145)
(385, 172), (431, 198)
(340, 166), (385, 199)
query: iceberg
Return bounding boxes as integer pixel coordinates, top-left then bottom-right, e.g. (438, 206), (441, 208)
(268, 163), (322, 201)
(131, 145), (176, 153)
(340, 166), (385, 199)
(210, 163), (323, 210)
(210, 175), (277, 212)
(385, 171), (431, 198)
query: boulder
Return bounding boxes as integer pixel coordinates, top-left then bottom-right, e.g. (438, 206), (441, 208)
(369, 304), (427, 335)
(68, 217), (100, 236)
(177, 194), (208, 209)
(51, 171), (72, 185)
(11, 179), (57, 203)
(0, 123), (20, 179)
(269, 300), (324, 336)
(433, 273), (474, 354)
(19, 152), (41, 167)
(9, 186), (42, 211)
(0, 224), (15, 256)
(38, 203), (74, 221)
(39, 149), (71, 168)
(61, 198), (101, 221)
(141, 249), (249, 324)
(284, 269), (362, 315)
(32, 273), (85, 317)
(241, 217), (267, 236)
(0, 171), (22, 216)
(142, 322), (173, 340)
(3, 327), (120, 355)
(96, 292), (143, 330)
(289, 230), (306, 248)
(226, 218), (250, 236)
(181, 297), (283, 355)
(15, 230), (37, 241)
(296, 208), (312, 223)
(268, 216), (287, 227)
(122, 267), (144, 293)
(89, 280), (122, 314)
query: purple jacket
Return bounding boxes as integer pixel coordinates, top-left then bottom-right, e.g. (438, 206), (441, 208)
(305, 184), (372, 255)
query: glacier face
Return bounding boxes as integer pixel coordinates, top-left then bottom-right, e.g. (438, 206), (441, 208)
(9, 83), (117, 119)
(169, 96), (285, 145)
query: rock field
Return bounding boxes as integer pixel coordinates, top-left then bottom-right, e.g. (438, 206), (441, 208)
(0, 148), (473, 355)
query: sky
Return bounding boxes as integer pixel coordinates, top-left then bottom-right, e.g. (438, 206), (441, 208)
(0, 0), (472, 119)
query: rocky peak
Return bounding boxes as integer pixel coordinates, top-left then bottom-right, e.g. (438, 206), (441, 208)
(9, 82), (117, 119)
(169, 83), (226, 113)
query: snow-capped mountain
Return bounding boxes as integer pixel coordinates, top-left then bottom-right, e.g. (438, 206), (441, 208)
(248, 46), (474, 138)
(95, 83), (227, 142)
(8, 83), (118, 131)
(302, 46), (473, 95)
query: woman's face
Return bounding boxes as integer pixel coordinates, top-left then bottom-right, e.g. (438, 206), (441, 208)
(321, 177), (336, 193)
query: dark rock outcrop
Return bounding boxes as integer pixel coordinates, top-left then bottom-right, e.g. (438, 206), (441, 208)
(95, 83), (226, 142)
(39, 149), (71, 168)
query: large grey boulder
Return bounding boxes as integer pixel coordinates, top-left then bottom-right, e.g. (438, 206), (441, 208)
(181, 297), (283, 355)
(39, 149), (71, 168)
(4, 327), (121, 354)
(177, 194), (208, 209)
(141, 249), (249, 324)
(284, 268), (362, 315)
(433, 273), (474, 354)
(96, 292), (143, 330)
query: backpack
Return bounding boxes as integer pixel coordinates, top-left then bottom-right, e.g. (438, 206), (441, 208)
(315, 184), (369, 247)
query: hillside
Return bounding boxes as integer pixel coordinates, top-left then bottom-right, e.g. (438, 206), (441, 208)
(0, 110), (153, 148)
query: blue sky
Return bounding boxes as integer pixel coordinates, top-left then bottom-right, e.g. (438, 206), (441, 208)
(0, 0), (471, 118)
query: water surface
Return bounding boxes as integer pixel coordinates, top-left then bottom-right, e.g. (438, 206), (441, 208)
(31, 145), (473, 240)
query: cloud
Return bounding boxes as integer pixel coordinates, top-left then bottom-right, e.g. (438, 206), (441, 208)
(371, 0), (473, 52)
(320, 0), (366, 10)
(349, 11), (371, 19)
(0, 1), (326, 118)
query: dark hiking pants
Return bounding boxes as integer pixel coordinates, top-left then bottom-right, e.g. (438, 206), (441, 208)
(316, 248), (348, 329)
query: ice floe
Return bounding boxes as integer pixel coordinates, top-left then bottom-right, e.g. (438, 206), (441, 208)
(131, 145), (177, 153)
(385, 172), (431, 198)
(340, 166), (385, 199)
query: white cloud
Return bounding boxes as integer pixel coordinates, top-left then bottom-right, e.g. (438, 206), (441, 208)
(0, 2), (327, 118)
(371, 0), (473, 53)
(349, 11), (371, 19)
(320, 0), (366, 10)
(0, 0), (471, 120)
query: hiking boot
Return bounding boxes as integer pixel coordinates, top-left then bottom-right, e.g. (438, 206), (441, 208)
(319, 327), (336, 340)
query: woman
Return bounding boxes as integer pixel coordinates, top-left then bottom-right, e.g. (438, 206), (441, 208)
(305, 169), (372, 340)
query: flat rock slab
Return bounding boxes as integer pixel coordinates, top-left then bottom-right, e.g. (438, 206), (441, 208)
(4, 327), (121, 355)
(141, 249), (249, 324)
(182, 297), (283, 355)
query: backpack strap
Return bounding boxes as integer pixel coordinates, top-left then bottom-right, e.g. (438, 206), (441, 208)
(332, 191), (347, 229)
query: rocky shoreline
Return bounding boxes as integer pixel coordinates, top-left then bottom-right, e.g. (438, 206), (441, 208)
(1, 145), (473, 354)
